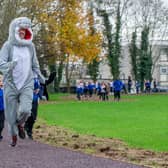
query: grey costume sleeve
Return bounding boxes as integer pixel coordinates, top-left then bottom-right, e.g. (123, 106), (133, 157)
(0, 42), (16, 74)
(32, 43), (45, 84)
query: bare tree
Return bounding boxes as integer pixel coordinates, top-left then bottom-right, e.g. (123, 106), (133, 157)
(94, 0), (132, 79)
(0, 0), (21, 47)
(128, 0), (168, 75)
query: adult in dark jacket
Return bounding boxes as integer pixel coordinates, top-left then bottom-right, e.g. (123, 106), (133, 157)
(127, 76), (132, 93)
(113, 79), (123, 101)
(40, 71), (56, 100)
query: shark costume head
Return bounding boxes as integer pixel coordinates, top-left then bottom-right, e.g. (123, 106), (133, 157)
(8, 17), (33, 46)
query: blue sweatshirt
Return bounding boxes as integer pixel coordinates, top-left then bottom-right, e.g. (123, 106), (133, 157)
(33, 78), (41, 102)
(0, 88), (4, 111)
(113, 80), (123, 91)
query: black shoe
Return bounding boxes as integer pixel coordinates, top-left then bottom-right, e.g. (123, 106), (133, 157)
(10, 135), (17, 147)
(18, 125), (25, 139)
(26, 131), (33, 140)
(28, 134), (33, 140)
(0, 135), (3, 141)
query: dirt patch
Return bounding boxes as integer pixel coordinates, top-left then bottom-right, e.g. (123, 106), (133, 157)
(33, 120), (168, 168)
(41, 94), (138, 104)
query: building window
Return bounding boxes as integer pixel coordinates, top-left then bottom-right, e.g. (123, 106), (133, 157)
(160, 75), (167, 82)
(160, 54), (168, 62)
(160, 66), (168, 75)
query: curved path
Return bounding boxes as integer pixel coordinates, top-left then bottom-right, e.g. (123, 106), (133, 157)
(0, 127), (147, 168)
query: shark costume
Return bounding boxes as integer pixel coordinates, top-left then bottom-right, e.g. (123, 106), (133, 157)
(0, 17), (45, 146)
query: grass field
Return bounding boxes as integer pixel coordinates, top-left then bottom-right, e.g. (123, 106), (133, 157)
(38, 94), (168, 152)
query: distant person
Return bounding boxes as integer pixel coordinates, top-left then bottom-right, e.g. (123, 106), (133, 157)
(153, 79), (158, 92)
(113, 78), (123, 101)
(40, 71), (56, 101)
(122, 80), (127, 94)
(105, 83), (110, 100)
(88, 81), (95, 98)
(97, 82), (102, 100)
(76, 81), (83, 100)
(135, 80), (140, 94)
(127, 76), (132, 93)
(110, 80), (113, 95)
(83, 82), (88, 98)
(100, 82), (106, 101)
(145, 80), (151, 93)
(0, 77), (4, 141)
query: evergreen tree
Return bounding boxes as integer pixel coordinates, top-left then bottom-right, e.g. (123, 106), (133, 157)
(112, 2), (121, 79)
(88, 58), (99, 82)
(129, 31), (138, 80)
(87, 1), (100, 82)
(139, 26), (153, 91)
(101, 11), (114, 77)
(101, 2), (121, 80)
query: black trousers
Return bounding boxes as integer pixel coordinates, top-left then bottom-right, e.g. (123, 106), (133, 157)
(25, 101), (38, 136)
(0, 111), (5, 136)
(114, 91), (121, 101)
(76, 92), (81, 100)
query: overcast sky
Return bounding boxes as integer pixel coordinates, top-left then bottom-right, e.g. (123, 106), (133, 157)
(162, 0), (168, 6)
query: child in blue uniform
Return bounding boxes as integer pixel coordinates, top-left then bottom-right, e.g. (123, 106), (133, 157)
(0, 77), (4, 141)
(76, 81), (83, 100)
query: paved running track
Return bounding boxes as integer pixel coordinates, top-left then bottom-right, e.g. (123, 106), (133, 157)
(0, 127), (147, 168)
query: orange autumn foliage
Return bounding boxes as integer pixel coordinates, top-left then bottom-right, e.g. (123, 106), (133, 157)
(22, 0), (102, 64)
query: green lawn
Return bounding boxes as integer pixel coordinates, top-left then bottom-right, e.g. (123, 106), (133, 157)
(38, 94), (168, 152)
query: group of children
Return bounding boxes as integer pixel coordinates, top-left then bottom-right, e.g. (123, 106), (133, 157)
(76, 79), (124, 101)
(76, 77), (157, 102)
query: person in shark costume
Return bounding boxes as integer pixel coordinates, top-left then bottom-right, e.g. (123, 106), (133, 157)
(0, 17), (45, 147)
